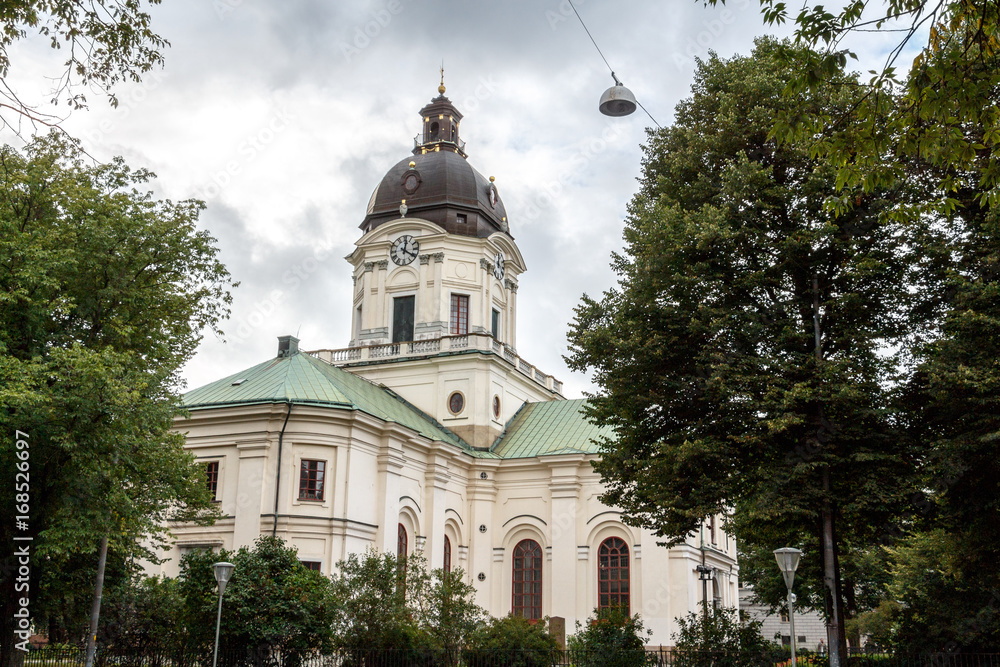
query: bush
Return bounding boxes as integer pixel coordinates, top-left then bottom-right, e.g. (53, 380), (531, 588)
(330, 549), (485, 667)
(567, 608), (652, 667)
(672, 607), (782, 667)
(463, 615), (561, 667)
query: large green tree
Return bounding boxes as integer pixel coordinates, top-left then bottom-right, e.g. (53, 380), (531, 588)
(566, 38), (930, 665)
(0, 132), (233, 664)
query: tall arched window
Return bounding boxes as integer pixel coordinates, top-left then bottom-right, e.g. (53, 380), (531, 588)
(397, 523), (408, 559)
(397, 523), (408, 588)
(444, 536), (452, 573)
(512, 539), (542, 619)
(598, 537), (630, 613)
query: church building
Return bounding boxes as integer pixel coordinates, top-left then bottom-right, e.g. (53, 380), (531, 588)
(154, 82), (738, 645)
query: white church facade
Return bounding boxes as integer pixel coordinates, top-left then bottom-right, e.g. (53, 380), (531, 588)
(152, 84), (738, 645)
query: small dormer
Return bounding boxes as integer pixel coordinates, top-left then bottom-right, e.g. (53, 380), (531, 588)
(413, 73), (466, 157)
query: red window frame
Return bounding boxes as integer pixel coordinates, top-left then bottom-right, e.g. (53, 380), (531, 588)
(450, 294), (469, 335)
(597, 537), (630, 613)
(204, 461), (219, 498)
(444, 535), (452, 573)
(298, 459), (325, 500)
(300, 561), (322, 572)
(512, 539), (542, 620)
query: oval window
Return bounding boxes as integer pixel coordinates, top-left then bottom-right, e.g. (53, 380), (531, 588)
(493, 395), (501, 419)
(448, 391), (465, 415)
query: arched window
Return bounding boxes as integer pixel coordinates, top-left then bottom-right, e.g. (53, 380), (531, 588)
(397, 523), (408, 589)
(444, 536), (452, 573)
(512, 539), (542, 619)
(598, 537), (630, 613)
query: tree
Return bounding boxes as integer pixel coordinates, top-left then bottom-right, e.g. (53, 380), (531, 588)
(329, 549), (485, 662)
(0, 132), (233, 665)
(672, 607), (781, 667)
(566, 608), (651, 667)
(463, 616), (561, 667)
(703, 1), (1000, 214)
(176, 537), (338, 659)
(565, 38), (929, 665)
(0, 0), (169, 134)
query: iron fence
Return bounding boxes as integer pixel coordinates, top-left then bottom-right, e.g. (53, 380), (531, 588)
(18, 648), (1000, 667)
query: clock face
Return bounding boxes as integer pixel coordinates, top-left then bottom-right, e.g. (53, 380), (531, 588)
(493, 251), (505, 280)
(390, 235), (419, 266)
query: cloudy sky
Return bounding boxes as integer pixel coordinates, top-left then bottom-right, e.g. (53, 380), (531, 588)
(3, 0), (913, 398)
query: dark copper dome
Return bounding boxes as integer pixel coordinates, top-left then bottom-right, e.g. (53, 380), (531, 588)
(360, 91), (511, 239)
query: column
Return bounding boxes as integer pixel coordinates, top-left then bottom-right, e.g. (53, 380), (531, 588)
(374, 435), (405, 551)
(468, 469), (497, 610)
(549, 461), (582, 625)
(424, 454), (450, 570)
(233, 440), (269, 547)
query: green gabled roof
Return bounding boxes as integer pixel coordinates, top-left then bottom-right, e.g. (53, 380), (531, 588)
(182, 352), (476, 453)
(491, 399), (613, 459)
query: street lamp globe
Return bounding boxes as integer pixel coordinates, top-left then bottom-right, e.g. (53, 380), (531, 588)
(773, 547), (802, 588)
(213, 561), (235, 595)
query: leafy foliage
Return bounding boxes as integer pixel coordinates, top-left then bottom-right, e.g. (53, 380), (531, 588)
(181, 537), (337, 657)
(0, 0), (169, 131)
(463, 616), (561, 667)
(705, 0), (1000, 214)
(567, 608), (652, 667)
(672, 607), (782, 667)
(329, 549), (485, 661)
(0, 132), (233, 662)
(566, 40), (924, 655)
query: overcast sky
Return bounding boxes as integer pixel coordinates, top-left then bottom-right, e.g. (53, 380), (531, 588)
(3, 0), (914, 398)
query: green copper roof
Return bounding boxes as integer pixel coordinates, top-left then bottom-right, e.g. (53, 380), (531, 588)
(182, 352), (476, 452)
(491, 399), (612, 459)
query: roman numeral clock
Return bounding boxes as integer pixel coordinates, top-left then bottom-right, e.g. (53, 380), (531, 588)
(390, 234), (419, 265)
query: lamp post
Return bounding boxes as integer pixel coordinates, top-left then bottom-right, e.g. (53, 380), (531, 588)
(212, 561), (235, 667)
(774, 548), (802, 667)
(696, 564), (715, 621)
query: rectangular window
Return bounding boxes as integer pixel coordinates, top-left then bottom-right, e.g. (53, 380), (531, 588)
(299, 459), (326, 500)
(456, 214), (467, 224)
(301, 561), (322, 572)
(393, 295), (414, 343)
(450, 294), (469, 335)
(355, 305), (363, 341)
(204, 461), (219, 499)
(491, 308), (500, 338)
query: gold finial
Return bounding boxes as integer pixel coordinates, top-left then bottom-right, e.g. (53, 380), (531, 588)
(438, 62), (446, 95)
(408, 161), (416, 169)
(489, 175), (495, 182)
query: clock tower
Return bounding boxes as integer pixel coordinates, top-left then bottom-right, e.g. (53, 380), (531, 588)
(310, 83), (562, 448)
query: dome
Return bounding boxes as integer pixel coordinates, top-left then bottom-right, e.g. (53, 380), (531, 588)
(360, 90), (511, 239)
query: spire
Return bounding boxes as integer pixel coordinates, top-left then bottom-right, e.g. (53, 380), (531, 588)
(414, 76), (466, 157)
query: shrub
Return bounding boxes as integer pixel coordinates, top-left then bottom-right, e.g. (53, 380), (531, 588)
(567, 607), (653, 667)
(463, 615), (561, 667)
(672, 607), (782, 667)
